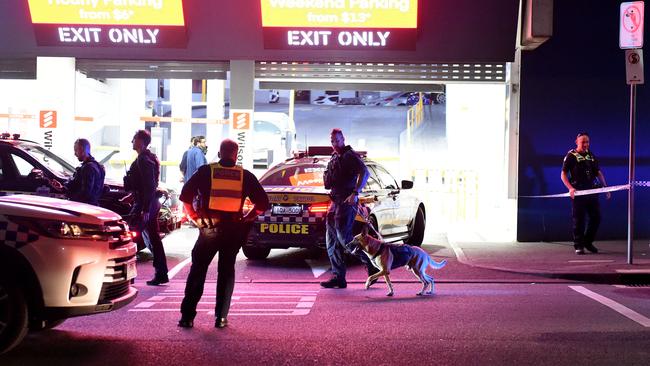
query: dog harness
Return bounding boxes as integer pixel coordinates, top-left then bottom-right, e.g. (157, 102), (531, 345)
(372, 243), (415, 269)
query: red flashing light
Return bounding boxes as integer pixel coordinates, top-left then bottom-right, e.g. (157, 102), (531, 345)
(308, 202), (330, 213)
(130, 231), (138, 238)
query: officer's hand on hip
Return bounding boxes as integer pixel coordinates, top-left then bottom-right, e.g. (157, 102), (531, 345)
(569, 188), (576, 200)
(344, 193), (357, 205)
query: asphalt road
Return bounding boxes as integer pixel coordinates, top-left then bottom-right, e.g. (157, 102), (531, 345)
(2, 228), (649, 366)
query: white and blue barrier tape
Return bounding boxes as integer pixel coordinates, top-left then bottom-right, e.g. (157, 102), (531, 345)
(520, 184), (631, 198)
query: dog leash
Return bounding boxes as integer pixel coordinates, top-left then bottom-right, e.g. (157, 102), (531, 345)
(355, 204), (384, 240)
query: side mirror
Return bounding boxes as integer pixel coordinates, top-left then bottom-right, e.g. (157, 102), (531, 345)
(401, 180), (414, 189)
(27, 168), (44, 180)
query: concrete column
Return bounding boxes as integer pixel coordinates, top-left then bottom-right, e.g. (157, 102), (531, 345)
(229, 60), (255, 168)
(206, 79), (226, 162)
(36, 57), (77, 162)
(113, 78), (146, 174)
(167, 79), (192, 187)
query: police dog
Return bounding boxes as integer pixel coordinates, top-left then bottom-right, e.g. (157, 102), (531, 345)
(349, 226), (447, 296)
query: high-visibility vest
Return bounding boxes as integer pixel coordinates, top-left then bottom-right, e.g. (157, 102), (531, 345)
(208, 163), (244, 212)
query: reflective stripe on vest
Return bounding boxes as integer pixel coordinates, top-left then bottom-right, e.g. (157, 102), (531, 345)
(209, 163), (243, 212)
(569, 150), (594, 162)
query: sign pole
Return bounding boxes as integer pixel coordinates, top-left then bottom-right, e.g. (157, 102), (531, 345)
(627, 83), (637, 264)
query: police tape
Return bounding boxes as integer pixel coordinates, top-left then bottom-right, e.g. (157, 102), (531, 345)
(519, 184), (630, 198)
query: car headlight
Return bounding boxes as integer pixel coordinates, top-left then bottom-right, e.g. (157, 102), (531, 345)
(43, 221), (111, 240)
(9, 217), (112, 241)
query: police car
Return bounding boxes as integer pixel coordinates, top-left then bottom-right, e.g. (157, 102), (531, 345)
(242, 147), (426, 259)
(0, 133), (182, 235)
(0, 194), (138, 354)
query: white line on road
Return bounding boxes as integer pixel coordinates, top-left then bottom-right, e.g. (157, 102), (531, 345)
(448, 241), (468, 264)
(615, 269), (650, 274)
(168, 257), (192, 280)
(569, 286), (650, 327)
(567, 260), (615, 263)
(305, 259), (330, 278)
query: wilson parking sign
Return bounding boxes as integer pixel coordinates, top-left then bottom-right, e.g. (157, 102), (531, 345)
(620, 1), (645, 49)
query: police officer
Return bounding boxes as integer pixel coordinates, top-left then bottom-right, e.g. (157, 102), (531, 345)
(320, 128), (379, 289)
(124, 130), (169, 285)
(561, 132), (610, 255)
(178, 139), (269, 329)
(66, 138), (105, 206)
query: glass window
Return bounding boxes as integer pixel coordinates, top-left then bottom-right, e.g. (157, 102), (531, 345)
(374, 165), (399, 190)
(19, 145), (75, 179)
(11, 154), (35, 177)
(364, 165), (381, 191)
(260, 163), (326, 187)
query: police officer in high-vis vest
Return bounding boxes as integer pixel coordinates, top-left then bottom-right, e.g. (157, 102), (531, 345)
(561, 132), (610, 255)
(178, 139), (269, 329)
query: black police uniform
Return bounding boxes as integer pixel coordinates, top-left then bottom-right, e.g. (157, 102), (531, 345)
(323, 145), (376, 282)
(562, 149), (602, 251)
(179, 159), (269, 323)
(124, 149), (168, 281)
(66, 156), (105, 206)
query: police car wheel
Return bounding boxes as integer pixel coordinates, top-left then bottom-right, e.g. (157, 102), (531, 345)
(0, 276), (29, 355)
(405, 207), (425, 246)
(242, 246), (271, 260)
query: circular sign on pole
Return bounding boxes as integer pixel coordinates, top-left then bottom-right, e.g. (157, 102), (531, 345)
(620, 1), (645, 49)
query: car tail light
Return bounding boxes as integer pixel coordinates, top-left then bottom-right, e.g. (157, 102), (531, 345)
(308, 202), (330, 213)
(243, 198), (254, 214)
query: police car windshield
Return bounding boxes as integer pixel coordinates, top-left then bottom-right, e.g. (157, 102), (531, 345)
(22, 144), (76, 178)
(260, 163), (326, 187)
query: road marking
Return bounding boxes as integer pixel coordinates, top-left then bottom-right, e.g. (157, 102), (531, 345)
(448, 241), (468, 264)
(615, 269), (650, 273)
(168, 257), (192, 280)
(567, 260), (615, 263)
(569, 286), (650, 327)
(305, 259), (329, 278)
(130, 288), (319, 316)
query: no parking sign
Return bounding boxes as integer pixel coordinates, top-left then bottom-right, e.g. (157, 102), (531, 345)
(620, 1), (644, 49)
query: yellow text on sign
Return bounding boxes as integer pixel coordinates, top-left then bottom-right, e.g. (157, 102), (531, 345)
(260, 0), (418, 28)
(28, 0), (185, 26)
(260, 223), (309, 235)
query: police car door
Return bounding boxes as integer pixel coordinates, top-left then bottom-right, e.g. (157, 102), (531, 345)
(374, 165), (409, 234)
(367, 165), (398, 235)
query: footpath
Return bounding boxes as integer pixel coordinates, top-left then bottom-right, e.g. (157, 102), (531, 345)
(447, 240), (650, 285)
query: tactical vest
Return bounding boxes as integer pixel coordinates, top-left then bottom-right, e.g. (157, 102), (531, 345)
(208, 163), (243, 212)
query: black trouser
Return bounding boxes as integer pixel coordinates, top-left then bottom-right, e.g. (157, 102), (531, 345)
(141, 214), (168, 278)
(572, 195), (601, 250)
(180, 224), (249, 320)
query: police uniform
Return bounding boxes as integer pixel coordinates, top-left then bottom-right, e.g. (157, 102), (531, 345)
(179, 159), (269, 323)
(562, 149), (602, 251)
(322, 145), (375, 284)
(66, 156), (105, 206)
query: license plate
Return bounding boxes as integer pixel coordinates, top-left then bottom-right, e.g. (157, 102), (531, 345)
(125, 260), (137, 280)
(272, 205), (302, 215)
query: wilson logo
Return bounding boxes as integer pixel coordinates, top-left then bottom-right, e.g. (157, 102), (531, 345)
(233, 112), (251, 130)
(39, 111), (57, 128)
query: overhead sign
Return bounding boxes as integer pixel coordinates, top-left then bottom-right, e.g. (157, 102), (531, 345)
(27, 0), (187, 47)
(626, 49), (644, 84)
(261, 0), (418, 50)
(260, 0), (418, 28)
(620, 1), (644, 49)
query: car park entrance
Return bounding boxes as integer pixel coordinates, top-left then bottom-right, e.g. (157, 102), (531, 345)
(0, 0), (522, 242)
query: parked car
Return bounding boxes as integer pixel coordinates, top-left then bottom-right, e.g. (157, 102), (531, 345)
(252, 112), (298, 170)
(241, 146), (426, 260)
(313, 95), (340, 105)
(0, 194), (138, 354)
(0, 134), (182, 239)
